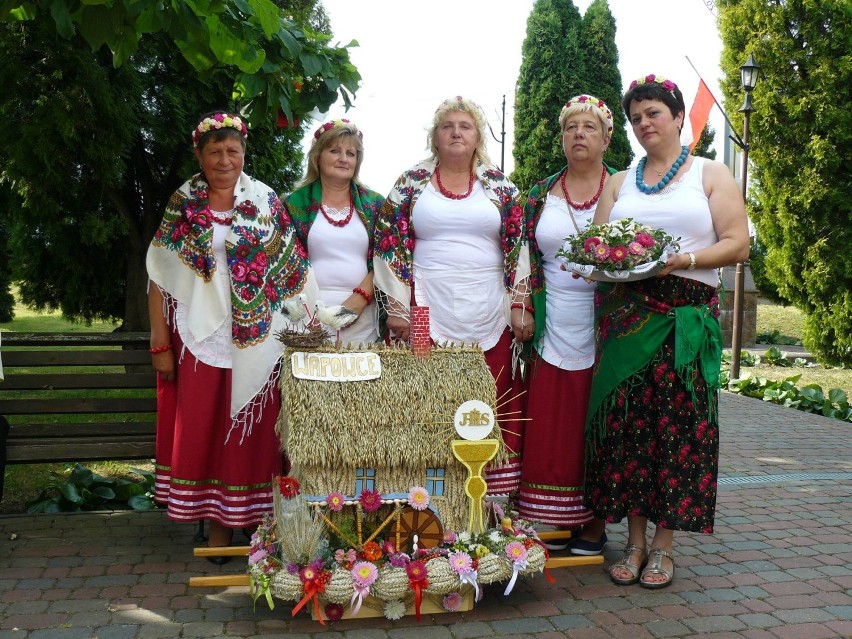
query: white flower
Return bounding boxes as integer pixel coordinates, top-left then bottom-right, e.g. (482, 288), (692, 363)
(384, 599), (406, 620)
(458, 531), (471, 543)
(488, 530), (502, 543)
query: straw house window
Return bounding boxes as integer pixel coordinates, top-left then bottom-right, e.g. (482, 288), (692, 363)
(426, 468), (446, 496)
(355, 467), (376, 493)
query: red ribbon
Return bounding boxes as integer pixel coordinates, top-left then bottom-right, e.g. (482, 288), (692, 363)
(544, 566), (556, 584)
(412, 582), (423, 621)
(291, 583), (326, 626)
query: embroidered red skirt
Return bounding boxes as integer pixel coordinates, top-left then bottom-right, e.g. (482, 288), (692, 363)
(154, 330), (283, 528)
(484, 329), (526, 495)
(516, 356), (594, 527)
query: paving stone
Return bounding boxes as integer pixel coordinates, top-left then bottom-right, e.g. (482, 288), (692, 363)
(643, 619), (691, 638)
(735, 613), (784, 628)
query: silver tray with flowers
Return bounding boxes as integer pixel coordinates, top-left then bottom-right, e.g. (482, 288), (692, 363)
(556, 218), (680, 282)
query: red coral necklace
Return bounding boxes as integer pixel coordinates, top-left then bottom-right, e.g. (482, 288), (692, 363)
(209, 208), (234, 225)
(435, 166), (475, 200)
(320, 191), (355, 227)
(560, 165), (607, 210)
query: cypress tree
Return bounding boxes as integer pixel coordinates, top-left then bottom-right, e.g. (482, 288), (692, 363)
(512, 0), (584, 193)
(579, 0), (632, 171)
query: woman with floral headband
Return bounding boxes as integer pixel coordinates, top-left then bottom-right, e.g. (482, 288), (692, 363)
(517, 95), (616, 556)
(284, 119), (384, 344)
(373, 96), (531, 495)
(147, 111), (318, 562)
(586, 75), (749, 588)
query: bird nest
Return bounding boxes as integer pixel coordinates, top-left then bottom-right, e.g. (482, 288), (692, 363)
(276, 328), (330, 349)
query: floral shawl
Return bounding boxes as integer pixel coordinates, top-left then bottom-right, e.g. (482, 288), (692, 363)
(283, 180), (385, 269)
(373, 159), (530, 315)
(146, 172), (318, 440)
(524, 164), (618, 350)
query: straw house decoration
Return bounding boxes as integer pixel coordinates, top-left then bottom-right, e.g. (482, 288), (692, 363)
(276, 341), (506, 535)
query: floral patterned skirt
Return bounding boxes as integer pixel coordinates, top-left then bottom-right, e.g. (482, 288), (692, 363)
(584, 276), (720, 533)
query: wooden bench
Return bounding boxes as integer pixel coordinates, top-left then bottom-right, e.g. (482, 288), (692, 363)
(0, 332), (157, 501)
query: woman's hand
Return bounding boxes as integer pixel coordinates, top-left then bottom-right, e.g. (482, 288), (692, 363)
(152, 350), (176, 381)
(659, 251), (692, 277)
(511, 307), (534, 343)
(386, 315), (411, 343)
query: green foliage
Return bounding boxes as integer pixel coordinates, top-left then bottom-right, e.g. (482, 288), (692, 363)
(0, 0), (334, 329)
(0, 186), (14, 322)
(718, 0), (852, 366)
(26, 463), (159, 513)
(0, 0), (360, 127)
(692, 123), (717, 160)
(756, 329), (801, 346)
(723, 371), (852, 423)
(579, 0), (632, 171)
(748, 238), (784, 304)
(512, 0), (584, 193)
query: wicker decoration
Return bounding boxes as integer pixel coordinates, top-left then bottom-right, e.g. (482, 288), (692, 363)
(423, 557), (461, 595)
(323, 567), (355, 605)
(476, 552), (513, 584)
(276, 328), (330, 348)
(371, 565), (410, 601)
(271, 570), (303, 601)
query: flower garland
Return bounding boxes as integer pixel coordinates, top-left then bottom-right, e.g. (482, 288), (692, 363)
(192, 112), (248, 148)
(629, 74), (678, 96)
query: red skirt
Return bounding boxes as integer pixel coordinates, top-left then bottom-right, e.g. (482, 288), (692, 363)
(484, 329), (526, 495)
(516, 356), (594, 527)
(154, 329), (283, 528)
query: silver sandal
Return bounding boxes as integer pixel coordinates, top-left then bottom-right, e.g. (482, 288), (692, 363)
(640, 548), (675, 589)
(609, 544), (647, 586)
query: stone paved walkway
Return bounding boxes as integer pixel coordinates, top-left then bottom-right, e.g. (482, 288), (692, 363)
(1, 393), (851, 638)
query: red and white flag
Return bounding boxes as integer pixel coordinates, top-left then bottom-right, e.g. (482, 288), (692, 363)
(688, 79), (716, 152)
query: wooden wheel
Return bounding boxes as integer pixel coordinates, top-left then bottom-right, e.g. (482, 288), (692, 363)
(395, 506), (443, 552)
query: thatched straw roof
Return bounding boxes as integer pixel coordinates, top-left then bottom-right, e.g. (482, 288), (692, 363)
(278, 343), (503, 470)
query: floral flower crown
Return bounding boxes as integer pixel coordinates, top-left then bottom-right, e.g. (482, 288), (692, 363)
(313, 119), (363, 141)
(436, 95), (483, 114)
(629, 74), (678, 96)
(192, 113), (248, 148)
(562, 94), (613, 135)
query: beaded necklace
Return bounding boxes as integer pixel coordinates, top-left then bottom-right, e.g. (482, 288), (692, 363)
(209, 208), (234, 225)
(635, 145), (689, 194)
(320, 190), (355, 227)
(435, 166), (475, 200)
(560, 165), (607, 210)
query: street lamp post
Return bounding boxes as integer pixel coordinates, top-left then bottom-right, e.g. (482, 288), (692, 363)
(730, 54), (760, 380)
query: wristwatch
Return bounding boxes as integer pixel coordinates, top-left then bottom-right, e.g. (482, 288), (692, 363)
(687, 252), (697, 271)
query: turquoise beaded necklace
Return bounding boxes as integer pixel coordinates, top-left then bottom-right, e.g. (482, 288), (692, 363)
(635, 145), (689, 194)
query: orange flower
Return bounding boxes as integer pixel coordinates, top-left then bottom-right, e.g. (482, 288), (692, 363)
(361, 541), (383, 562)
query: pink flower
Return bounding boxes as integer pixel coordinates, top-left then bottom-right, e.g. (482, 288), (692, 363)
(448, 551), (473, 574)
(505, 541), (528, 563)
(583, 236), (602, 252)
(593, 243), (611, 260)
(327, 491), (345, 512)
(407, 486), (430, 511)
(443, 592), (463, 611)
(406, 560), (427, 583)
(359, 489), (382, 513)
(628, 241), (645, 255)
(635, 232), (655, 247)
(442, 530), (458, 544)
(351, 561), (379, 588)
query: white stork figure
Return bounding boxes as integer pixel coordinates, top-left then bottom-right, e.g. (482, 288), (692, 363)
(314, 300), (358, 344)
(281, 293), (312, 327)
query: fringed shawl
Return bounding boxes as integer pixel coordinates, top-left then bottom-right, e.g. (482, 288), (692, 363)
(146, 172), (318, 441)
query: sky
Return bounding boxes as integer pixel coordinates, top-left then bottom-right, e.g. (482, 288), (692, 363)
(303, 0), (731, 193)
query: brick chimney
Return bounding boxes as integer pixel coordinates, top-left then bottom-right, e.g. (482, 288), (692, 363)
(410, 306), (431, 360)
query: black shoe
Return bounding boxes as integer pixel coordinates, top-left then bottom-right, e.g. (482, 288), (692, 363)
(569, 533), (608, 556)
(206, 554), (232, 566)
